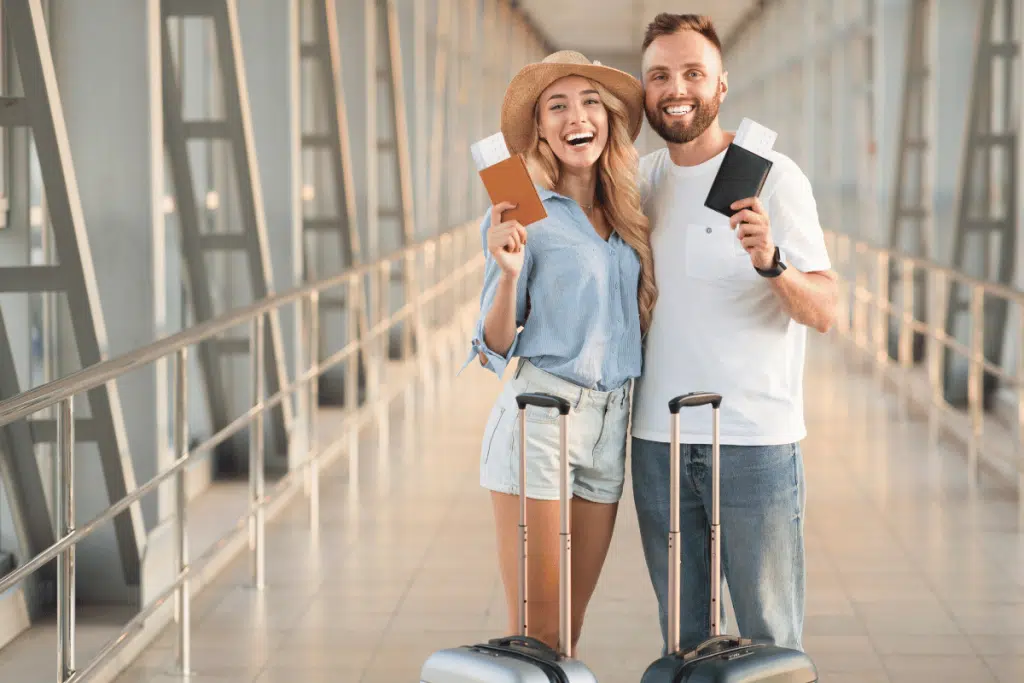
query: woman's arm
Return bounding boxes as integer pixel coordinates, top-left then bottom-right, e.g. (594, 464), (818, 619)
(460, 202), (530, 377)
(482, 272), (520, 356)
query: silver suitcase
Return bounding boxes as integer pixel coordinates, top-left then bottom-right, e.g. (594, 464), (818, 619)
(420, 392), (598, 683)
(640, 392), (818, 682)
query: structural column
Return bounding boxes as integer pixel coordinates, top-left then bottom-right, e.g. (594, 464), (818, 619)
(237, 0), (304, 471)
(47, 0), (157, 602)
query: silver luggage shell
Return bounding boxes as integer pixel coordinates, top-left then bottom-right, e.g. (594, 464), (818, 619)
(420, 643), (598, 683)
(418, 391), (597, 683)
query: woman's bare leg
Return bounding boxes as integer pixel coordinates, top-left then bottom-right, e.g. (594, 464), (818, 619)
(492, 492), (620, 652)
(492, 491), (561, 650)
(568, 497), (619, 648)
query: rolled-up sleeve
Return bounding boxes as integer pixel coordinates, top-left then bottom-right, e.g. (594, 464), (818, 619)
(460, 211), (531, 378)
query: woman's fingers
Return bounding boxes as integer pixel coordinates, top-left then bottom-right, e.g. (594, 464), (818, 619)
(488, 221), (526, 253)
(490, 201), (517, 226)
(515, 222), (527, 247)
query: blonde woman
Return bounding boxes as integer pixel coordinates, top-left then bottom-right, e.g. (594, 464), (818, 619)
(463, 51), (656, 652)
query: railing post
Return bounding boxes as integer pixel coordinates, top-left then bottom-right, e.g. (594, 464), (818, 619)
(173, 348), (191, 674)
(378, 260), (391, 456)
(854, 243), (867, 357)
(898, 258), (914, 416)
(928, 269), (945, 446)
(874, 251), (888, 378)
(967, 285), (984, 488)
(308, 292), (320, 536)
(424, 241), (438, 416)
(404, 249), (418, 444)
(56, 397), (75, 683)
(368, 266), (381, 407)
(439, 234), (453, 403)
(836, 235), (850, 341)
(346, 275), (360, 461)
(403, 250), (415, 362)
(1018, 306), (1024, 528)
(250, 313), (266, 590)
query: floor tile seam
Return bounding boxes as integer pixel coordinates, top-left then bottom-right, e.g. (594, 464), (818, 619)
(359, 480), (464, 669)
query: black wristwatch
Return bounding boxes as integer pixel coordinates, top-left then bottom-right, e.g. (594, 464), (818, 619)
(755, 246), (787, 278)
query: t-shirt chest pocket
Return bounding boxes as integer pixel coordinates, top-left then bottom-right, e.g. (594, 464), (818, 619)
(684, 223), (747, 281)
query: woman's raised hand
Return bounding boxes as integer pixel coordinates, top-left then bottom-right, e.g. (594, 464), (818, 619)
(487, 201), (529, 277)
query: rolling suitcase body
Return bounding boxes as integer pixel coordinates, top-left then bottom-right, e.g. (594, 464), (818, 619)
(640, 392), (818, 683)
(420, 392), (598, 683)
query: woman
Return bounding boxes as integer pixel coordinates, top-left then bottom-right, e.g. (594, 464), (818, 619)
(463, 50), (657, 652)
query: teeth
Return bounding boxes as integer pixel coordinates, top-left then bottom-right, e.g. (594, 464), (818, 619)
(665, 105), (693, 115)
(566, 132), (594, 144)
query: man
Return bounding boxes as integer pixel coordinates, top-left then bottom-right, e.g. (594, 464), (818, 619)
(629, 13), (837, 655)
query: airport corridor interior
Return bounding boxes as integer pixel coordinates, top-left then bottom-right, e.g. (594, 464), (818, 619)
(0, 1), (1022, 682)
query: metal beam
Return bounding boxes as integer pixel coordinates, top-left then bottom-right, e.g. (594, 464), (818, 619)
(887, 0), (936, 364)
(1, 0), (145, 586)
(367, 0), (417, 363)
(161, 0), (293, 469)
(943, 0), (1020, 407)
(299, 0), (370, 406)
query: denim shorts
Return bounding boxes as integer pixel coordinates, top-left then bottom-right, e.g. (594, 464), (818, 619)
(479, 359), (631, 504)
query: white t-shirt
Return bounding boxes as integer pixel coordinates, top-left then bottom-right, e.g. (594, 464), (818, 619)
(630, 146), (832, 446)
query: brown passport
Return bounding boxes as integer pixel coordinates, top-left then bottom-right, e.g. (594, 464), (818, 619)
(478, 154), (547, 226)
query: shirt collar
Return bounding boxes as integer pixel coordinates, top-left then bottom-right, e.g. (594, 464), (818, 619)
(535, 185), (562, 202)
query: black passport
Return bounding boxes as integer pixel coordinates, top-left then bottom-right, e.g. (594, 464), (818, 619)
(704, 143), (773, 217)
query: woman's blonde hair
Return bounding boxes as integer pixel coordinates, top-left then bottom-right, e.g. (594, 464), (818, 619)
(523, 79), (658, 335)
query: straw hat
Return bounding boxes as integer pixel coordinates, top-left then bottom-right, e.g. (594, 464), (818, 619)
(500, 50), (644, 155)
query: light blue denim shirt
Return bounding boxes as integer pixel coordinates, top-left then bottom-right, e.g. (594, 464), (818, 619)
(461, 186), (643, 392)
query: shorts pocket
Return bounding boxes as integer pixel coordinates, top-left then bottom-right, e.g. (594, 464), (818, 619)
(481, 406), (508, 464)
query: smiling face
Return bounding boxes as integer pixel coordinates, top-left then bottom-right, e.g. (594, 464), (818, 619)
(641, 29), (727, 144)
(536, 75), (609, 171)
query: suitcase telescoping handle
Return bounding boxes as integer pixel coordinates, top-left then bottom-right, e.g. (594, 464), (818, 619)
(667, 392), (723, 655)
(514, 392), (573, 658)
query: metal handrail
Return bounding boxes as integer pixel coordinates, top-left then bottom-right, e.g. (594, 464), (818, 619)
(0, 218), (486, 683)
(0, 225), (473, 428)
(824, 230), (1024, 525)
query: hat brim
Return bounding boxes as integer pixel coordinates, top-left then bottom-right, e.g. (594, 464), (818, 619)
(500, 62), (645, 156)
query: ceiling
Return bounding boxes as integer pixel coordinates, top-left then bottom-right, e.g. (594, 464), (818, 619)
(516, 0), (759, 56)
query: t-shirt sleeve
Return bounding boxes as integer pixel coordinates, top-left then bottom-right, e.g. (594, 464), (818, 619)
(767, 163), (832, 273)
(637, 151), (659, 208)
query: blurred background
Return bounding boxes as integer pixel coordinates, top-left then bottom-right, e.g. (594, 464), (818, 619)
(0, 1), (1021, 682)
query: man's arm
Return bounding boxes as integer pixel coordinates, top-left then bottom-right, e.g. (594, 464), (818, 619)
(765, 267), (838, 333)
(730, 196), (838, 334)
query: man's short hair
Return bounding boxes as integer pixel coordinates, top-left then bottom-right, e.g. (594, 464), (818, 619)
(641, 13), (722, 56)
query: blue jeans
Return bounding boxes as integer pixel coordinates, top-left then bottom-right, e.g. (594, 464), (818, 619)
(631, 437), (806, 654)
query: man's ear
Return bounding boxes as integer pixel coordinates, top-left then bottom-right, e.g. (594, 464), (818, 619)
(719, 71), (728, 103)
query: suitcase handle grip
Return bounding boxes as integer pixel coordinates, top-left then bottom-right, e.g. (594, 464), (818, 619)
(516, 392), (571, 414)
(486, 635), (560, 661)
(681, 635), (755, 662)
(669, 392), (722, 412)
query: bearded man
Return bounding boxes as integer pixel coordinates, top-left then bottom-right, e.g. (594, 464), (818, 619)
(629, 13), (838, 655)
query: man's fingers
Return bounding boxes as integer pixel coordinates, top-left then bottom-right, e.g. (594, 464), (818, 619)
(729, 196), (764, 214)
(740, 234), (763, 249)
(730, 209), (764, 230)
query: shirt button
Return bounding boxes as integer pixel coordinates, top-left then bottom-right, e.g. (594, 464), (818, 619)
(706, 227), (712, 234)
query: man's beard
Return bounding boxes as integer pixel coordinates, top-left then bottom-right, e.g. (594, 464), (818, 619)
(645, 90), (720, 145)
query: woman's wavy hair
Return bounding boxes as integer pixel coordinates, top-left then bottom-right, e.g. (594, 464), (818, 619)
(522, 78), (657, 335)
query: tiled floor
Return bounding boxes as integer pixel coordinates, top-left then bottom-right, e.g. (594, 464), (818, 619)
(107, 338), (1024, 682)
